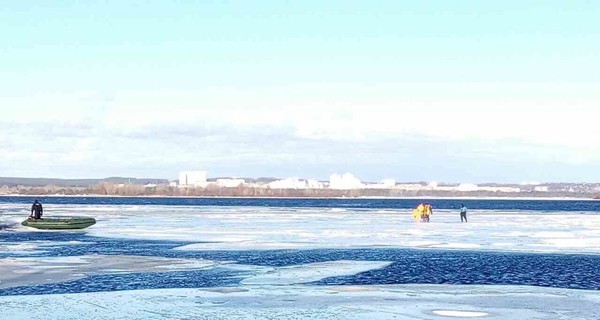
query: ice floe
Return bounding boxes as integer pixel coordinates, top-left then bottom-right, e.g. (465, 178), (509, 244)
(0, 256), (390, 291)
(5, 203), (600, 253)
(0, 255), (221, 289)
(241, 260), (392, 285)
(4, 203), (600, 253)
(0, 284), (598, 319)
(3, 202), (600, 319)
(432, 310), (489, 317)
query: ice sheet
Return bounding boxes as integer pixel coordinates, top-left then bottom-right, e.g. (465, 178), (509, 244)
(4, 204), (600, 253)
(3, 203), (600, 319)
(0, 255), (221, 289)
(0, 240), (89, 256)
(432, 310), (489, 317)
(0, 284), (598, 320)
(241, 260), (392, 285)
(0, 256), (390, 290)
(93, 205), (600, 253)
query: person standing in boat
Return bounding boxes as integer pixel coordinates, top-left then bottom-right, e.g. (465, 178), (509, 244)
(30, 200), (43, 220)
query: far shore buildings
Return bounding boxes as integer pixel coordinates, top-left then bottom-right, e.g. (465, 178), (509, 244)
(171, 170), (534, 193)
(216, 178), (246, 188)
(329, 173), (363, 190)
(178, 171), (208, 187)
(392, 182), (521, 193)
(268, 177), (325, 189)
(364, 179), (396, 189)
(268, 177), (305, 189)
(306, 179), (325, 189)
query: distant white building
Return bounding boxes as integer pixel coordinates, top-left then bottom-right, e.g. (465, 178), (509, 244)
(306, 179), (325, 189)
(216, 178), (245, 188)
(179, 171), (208, 187)
(365, 179), (396, 189)
(457, 183), (478, 192)
(329, 173), (363, 190)
(268, 177), (307, 189)
(364, 183), (386, 189)
(395, 183), (426, 191)
(478, 186), (521, 193)
(534, 186), (549, 192)
(381, 179), (396, 188)
(521, 181), (541, 186)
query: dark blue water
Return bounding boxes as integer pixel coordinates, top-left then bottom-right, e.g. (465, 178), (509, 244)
(2, 197), (600, 296)
(1, 232), (600, 295)
(1, 196), (600, 212)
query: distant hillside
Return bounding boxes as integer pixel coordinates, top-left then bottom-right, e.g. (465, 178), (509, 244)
(0, 177), (169, 187)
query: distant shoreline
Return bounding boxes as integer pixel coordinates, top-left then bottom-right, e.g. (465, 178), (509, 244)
(0, 194), (596, 201)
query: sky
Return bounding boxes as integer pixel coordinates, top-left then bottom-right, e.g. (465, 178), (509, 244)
(1, 1), (600, 183)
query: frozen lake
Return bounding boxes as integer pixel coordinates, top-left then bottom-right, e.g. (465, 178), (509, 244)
(1, 197), (600, 319)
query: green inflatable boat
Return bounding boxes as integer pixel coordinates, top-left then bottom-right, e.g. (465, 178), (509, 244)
(21, 217), (96, 230)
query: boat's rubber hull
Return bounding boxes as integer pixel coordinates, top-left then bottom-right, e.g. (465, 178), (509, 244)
(21, 217), (96, 230)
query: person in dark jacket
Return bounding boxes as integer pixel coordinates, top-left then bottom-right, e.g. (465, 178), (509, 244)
(31, 200), (43, 220)
(460, 204), (468, 223)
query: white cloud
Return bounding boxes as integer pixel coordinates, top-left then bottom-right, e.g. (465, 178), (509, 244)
(2, 83), (600, 179)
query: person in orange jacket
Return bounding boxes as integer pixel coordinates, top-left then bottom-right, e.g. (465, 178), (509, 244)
(422, 203), (433, 222)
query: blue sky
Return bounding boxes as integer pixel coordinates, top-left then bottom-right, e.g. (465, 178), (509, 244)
(1, 1), (599, 182)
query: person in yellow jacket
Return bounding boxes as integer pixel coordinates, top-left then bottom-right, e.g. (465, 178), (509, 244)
(413, 203), (425, 222)
(416, 203), (425, 213)
(413, 207), (421, 222)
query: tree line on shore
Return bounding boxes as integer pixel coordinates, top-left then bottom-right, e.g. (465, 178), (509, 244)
(1, 183), (599, 199)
